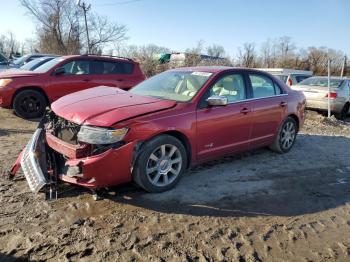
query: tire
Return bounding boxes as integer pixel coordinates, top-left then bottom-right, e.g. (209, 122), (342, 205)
(335, 103), (349, 120)
(13, 90), (47, 119)
(269, 117), (297, 154)
(133, 135), (188, 193)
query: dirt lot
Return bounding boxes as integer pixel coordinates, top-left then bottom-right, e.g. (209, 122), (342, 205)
(1, 108), (350, 262)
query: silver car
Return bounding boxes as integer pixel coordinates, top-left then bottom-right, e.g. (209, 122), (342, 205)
(292, 76), (350, 119)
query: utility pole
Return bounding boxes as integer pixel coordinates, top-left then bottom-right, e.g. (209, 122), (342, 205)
(77, 0), (91, 54)
(327, 59), (331, 118)
(340, 55), (347, 77)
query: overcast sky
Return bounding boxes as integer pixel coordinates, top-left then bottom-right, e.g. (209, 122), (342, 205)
(1, 0), (349, 56)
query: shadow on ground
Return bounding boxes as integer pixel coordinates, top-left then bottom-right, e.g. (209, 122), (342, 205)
(0, 253), (32, 262)
(52, 134), (350, 218)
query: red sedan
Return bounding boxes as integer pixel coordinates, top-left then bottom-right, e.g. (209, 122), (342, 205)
(11, 67), (306, 196)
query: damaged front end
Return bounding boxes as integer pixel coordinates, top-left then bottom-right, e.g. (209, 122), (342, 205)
(9, 109), (135, 199)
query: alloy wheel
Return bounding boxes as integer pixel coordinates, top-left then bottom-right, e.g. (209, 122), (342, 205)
(146, 144), (182, 187)
(280, 121), (296, 150)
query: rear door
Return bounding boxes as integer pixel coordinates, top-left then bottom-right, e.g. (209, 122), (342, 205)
(247, 73), (287, 148)
(90, 59), (136, 90)
(196, 72), (253, 160)
(48, 59), (95, 100)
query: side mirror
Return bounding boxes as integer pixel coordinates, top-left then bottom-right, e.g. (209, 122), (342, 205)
(206, 95), (228, 106)
(53, 67), (65, 76)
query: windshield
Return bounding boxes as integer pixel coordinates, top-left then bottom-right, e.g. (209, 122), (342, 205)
(299, 77), (343, 88)
(130, 71), (213, 102)
(20, 58), (49, 71)
(34, 57), (64, 73)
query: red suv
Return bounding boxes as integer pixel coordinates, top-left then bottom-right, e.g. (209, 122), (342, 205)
(0, 55), (145, 118)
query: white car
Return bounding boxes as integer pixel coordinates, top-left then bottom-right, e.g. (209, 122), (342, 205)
(257, 68), (312, 86)
(292, 76), (350, 119)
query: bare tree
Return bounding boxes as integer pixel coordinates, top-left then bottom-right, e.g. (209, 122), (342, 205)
(122, 44), (171, 77)
(206, 44), (225, 58)
(276, 36), (296, 67)
(87, 13), (127, 54)
(183, 40), (204, 67)
(237, 43), (256, 67)
(20, 0), (80, 54)
(0, 32), (21, 57)
(20, 0), (127, 55)
(260, 39), (278, 67)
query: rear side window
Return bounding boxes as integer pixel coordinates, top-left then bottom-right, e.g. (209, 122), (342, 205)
(249, 74), (281, 98)
(91, 60), (134, 75)
(276, 75), (288, 83)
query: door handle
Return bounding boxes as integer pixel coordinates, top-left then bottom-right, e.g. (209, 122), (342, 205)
(82, 79), (91, 82)
(240, 107), (251, 114)
(280, 101), (287, 107)
(115, 79), (123, 82)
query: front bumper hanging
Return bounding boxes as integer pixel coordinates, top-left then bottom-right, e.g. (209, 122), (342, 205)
(20, 128), (48, 193)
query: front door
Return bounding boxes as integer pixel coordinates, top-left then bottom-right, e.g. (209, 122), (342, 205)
(196, 73), (252, 161)
(48, 59), (95, 101)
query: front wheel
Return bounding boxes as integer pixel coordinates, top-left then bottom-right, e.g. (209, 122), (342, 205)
(133, 135), (187, 193)
(269, 117), (297, 153)
(13, 90), (47, 119)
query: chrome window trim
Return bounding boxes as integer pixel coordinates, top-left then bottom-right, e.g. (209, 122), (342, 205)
(224, 93), (289, 105)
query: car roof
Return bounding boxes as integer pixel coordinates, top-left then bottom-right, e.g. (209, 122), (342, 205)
(170, 66), (266, 74)
(308, 76), (349, 80)
(61, 54), (135, 62)
(27, 53), (58, 57)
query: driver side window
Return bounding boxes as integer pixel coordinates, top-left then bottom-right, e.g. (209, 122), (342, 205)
(209, 74), (246, 103)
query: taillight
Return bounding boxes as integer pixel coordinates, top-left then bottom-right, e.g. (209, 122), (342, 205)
(325, 92), (337, 99)
(288, 78), (293, 86)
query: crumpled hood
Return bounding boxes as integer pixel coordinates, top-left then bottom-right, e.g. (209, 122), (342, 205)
(51, 86), (177, 126)
(0, 70), (41, 78)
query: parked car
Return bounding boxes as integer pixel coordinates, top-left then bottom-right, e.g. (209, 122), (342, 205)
(257, 68), (312, 86)
(292, 76), (350, 119)
(0, 55), (146, 119)
(0, 53), (9, 71)
(10, 67), (306, 195)
(10, 53), (56, 68)
(19, 56), (59, 71)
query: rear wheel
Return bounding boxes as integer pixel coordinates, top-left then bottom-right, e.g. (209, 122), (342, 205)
(336, 103), (349, 120)
(13, 90), (47, 119)
(269, 117), (297, 153)
(133, 135), (187, 193)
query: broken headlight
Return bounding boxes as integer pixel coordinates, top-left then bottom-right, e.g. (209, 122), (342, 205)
(77, 126), (128, 145)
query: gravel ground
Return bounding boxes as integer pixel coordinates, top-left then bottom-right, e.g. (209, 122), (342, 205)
(0, 108), (350, 261)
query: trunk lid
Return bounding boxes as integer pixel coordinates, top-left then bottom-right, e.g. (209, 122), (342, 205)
(292, 84), (338, 100)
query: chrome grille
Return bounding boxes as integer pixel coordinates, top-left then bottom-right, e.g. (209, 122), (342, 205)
(20, 128), (47, 193)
